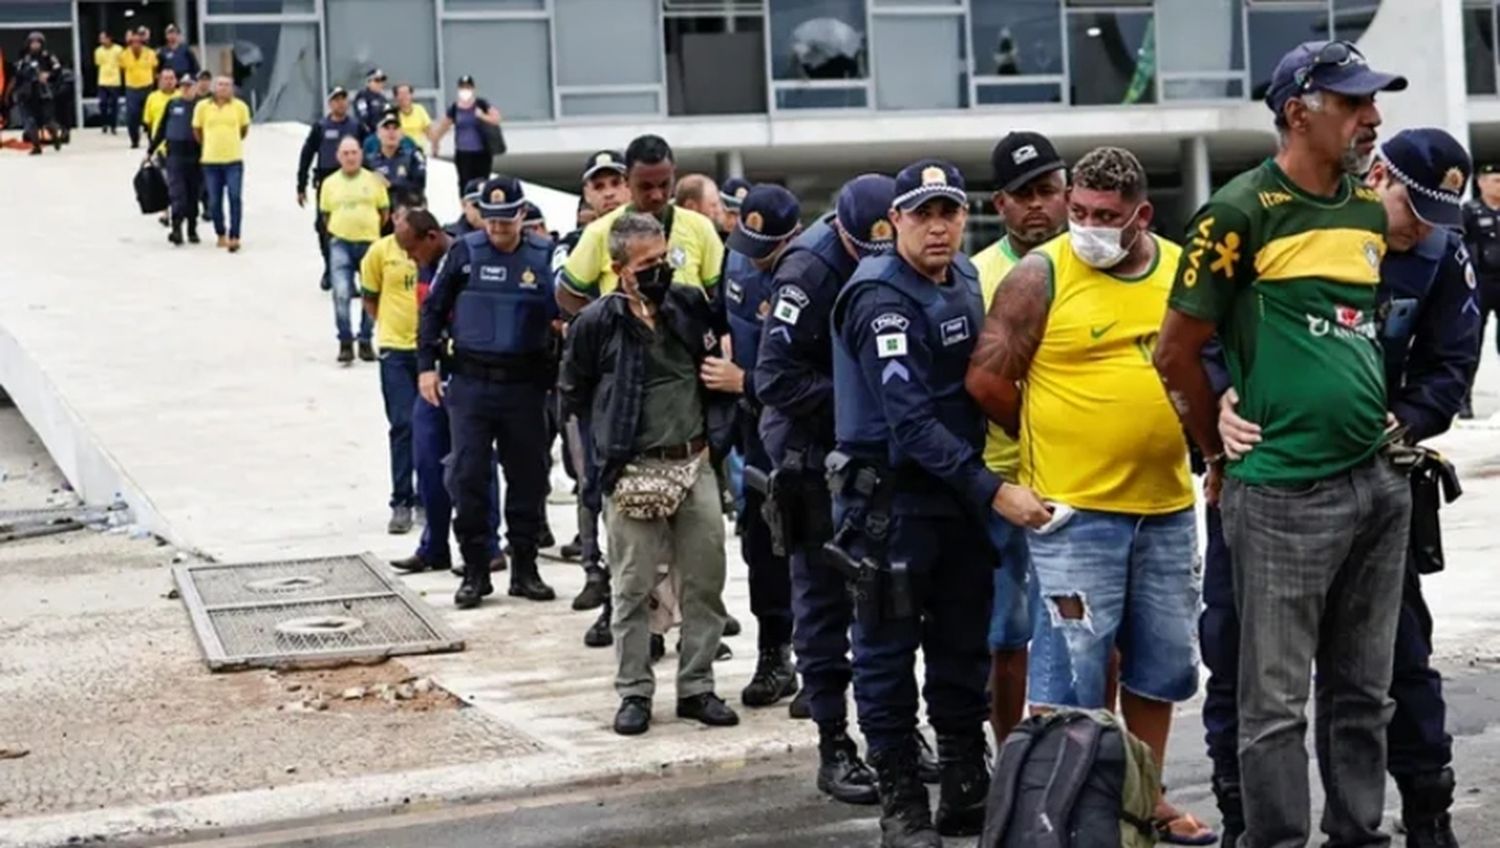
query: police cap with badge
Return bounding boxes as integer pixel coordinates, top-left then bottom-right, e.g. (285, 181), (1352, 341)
(727, 184), (801, 261)
(476, 176), (527, 219)
(1379, 128), (1470, 230)
(721, 177), (753, 211)
(836, 174), (898, 257)
(891, 159), (968, 212)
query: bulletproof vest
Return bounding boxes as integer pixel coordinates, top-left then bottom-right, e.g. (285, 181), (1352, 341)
(1466, 200), (1500, 276)
(453, 231), (555, 357)
(724, 250), (772, 373)
(368, 148), (416, 189)
(162, 97), (195, 143)
(317, 115), (361, 169)
(832, 253), (984, 468)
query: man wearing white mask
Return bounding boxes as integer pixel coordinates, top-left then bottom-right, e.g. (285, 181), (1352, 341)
(966, 146), (1215, 843)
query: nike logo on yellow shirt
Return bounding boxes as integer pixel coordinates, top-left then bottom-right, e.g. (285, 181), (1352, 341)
(1090, 322), (1117, 339)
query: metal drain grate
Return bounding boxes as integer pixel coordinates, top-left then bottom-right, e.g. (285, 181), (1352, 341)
(174, 554), (464, 671)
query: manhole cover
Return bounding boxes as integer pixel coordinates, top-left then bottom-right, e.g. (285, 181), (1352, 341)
(173, 554), (463, 671)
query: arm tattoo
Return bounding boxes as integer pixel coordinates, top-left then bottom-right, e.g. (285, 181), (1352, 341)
(972, 254), (1050, 381)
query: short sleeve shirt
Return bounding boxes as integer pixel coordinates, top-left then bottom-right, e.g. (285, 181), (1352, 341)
(561, 204), (725, 299)
(970, 235), (1022, 482)
(360, 235), (419, 350)
(1168, 158), (1389, 485)
(319, 168), (390, 243)
(95, 44), (124, 87)
(192, 97), (251, 164)
(399, 104), (432, 151)
(119, 47), (157, 88)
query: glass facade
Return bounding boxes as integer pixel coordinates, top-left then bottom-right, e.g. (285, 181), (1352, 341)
(1468, 2), (1499, 96)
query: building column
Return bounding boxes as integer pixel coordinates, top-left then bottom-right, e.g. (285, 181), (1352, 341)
(716, 149), (745, 182)
(1181, 135), (1211, 221)
(1354, 0), (1469, 154)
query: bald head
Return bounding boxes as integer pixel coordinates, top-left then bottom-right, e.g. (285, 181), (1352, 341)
(675, 174), (725, 230)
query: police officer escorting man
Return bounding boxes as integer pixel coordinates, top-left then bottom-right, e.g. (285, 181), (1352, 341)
(150, 72), (203, 246)
(366, 111), (428, 218)
(1462, 163), (1500, 417)
(298, 87), (362, 291)
(419, 176), (561, 609)
(830, 160), (1051, 847)
(755, 173), (897, 806)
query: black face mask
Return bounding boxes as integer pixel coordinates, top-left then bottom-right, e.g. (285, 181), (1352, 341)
(633, 262), (672, 306)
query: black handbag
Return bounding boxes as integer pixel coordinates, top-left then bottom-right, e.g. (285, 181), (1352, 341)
(480, 119), (507, 157)
(133, 161), (169, 215)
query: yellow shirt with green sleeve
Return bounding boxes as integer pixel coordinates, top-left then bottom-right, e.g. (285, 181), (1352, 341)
(360, 235), (420, 351)
(560, 203), (724, 299)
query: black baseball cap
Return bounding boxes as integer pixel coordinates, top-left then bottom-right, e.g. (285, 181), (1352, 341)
(1379, 129), (1472, 229)
(457, 74), (476, 88)
(991, 131), (1065, 194)
(727, 185), (801, 260)
(476, 176), (526, 218)
(892, 159), (967, 212)
(1266, 41), (1406, 116)
(378, 111), (401, 129)
(582, 150), (626, 182)
(367, 68), (387, 82)
(327, 85), (348, 101)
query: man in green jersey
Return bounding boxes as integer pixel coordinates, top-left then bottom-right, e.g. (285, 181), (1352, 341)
(1154, 41), (1410, 848)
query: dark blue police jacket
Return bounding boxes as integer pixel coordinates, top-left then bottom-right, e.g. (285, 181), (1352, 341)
(451, 230), (558, 360)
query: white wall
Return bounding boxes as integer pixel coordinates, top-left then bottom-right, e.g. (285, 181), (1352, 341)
(1356, 0), (1470, 147)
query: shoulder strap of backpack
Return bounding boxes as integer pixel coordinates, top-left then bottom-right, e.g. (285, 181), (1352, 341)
(980, 714), (1063, 848)
(1034, 713), (1104, 848)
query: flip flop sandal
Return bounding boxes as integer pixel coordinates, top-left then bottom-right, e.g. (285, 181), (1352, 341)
(1153, 811), (1219, 846)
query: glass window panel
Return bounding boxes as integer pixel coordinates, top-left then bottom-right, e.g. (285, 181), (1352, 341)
(769, 0), (868, 81)
(1465, 7), (1497, 96)
(1248, 7), (1330, 100)
(442, 19), (552, 121)
(774, 85), (868, 108)
(1067, 11), (1156, 106)
(1157, 0), (1243, 74)
(872, 14), (965, 110)
(976, 81), (1064, 105)
(1332, 0), (1378, 42)
(442, 0), (545, 9)
(202, 22), (321, 122)
(555, 0), (660, 87)
(206, 0), (317, 14)
(326, 0), (437, 90)
(872, 0), (957, 6)
(666, 15), (767, 116)
(1163, 77), (1245, 100)
(0, 2), (70, 23)
(560, 91), (659, 116)
(970, 0), (1062, 77)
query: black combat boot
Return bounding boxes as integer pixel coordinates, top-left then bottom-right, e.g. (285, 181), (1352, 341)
(934, 730), (989, 837)
(1213, 773), (1245, 848)
(816, 722), (878, 805)
(572, 566), (609, 611)
(507, 549), (556, 601)
(583, 599), (613, 648)
(741, 645), (799, 707)
(1398, 768), (1459, 848)
(186, 219), (201, 244)
(453, 561), (493, 609)
(869, 743), (942, 848)
(168, 219), (184, 246)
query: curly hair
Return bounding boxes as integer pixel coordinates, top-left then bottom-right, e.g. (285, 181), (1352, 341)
(1072, 146), (1148, 202)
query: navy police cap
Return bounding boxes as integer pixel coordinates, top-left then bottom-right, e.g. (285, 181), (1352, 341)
(721, 178), (753, 211)
(1379, 128), (1472, 229)
(892, 159), (967, 212)
(727, 184), (801, 260)
(836, 174), (897, 257)
(476, 176), (526, 219)
(582, 149), (626, 183)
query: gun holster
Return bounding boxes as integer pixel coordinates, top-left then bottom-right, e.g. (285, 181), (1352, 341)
(1404, 447), (1462, 576)
(820, 451), (913, 626)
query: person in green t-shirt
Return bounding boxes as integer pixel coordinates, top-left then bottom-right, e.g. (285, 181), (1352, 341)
(1152, 40), (1413, 848)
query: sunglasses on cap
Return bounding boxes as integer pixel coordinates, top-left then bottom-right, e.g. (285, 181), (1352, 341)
(1293, 41), (1366, 92)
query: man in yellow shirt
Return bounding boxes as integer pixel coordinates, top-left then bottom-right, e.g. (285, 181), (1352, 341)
(967, 146), (1214, 844)
(361, 204), (423, 534)
(557, 134), (724, 315)
(94, 31), (124, 135)
(192, 76), (251, 251)
(321, 136), (390, 364)
(141, 68), (178, 143)
(118, 30), (158, 149)
(392, 83), (432, 152)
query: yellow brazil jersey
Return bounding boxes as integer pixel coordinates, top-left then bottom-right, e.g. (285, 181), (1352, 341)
(118, 47), (157, 88)
(95, 44), (124, 87)
(1020, 233), (1193, 515)
(320, 168), (390, 243)
(398, 104), (431, 152)
(142, 89), (177, 137)
(192, 97), (251, 164)
(972, 235), (1022, 483)
(561, 203), (724, 298)
(360, 235), (419, 351)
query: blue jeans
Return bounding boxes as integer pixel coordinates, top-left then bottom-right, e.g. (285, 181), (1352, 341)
(202, 162), (244, 239)
(124, 85), (149, 146)
(328, 238), (374, 343)
(1026, 507), (1200, 707)
(379, 350), (418, 508)
(98, 86), (120, 130)
(413, 388), (498, 565)
(986, 515), (1038, 652)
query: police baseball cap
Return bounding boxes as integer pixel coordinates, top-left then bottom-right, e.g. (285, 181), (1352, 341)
(836, 174), (898, 257)
(1266, 40), (1406, 116)
(378, 111), (401, 129)
(165, 23), (180, 34)
(892, 159), (967, 212)
(476, 176), (526, 219)
(367, 68), (388, 82)
(457, 74), (476, 88)
(1379, 128), (1472, 229)
(992, 131), (1065, 194)
(1479, 163), (1500, 176)
(727, 185), (801, 260)
(721, 178), (753, 210)
(581, 149), (626, 182)
(461, 177), (485, 203)
(327, 85), (348, 101)
(523, 201), (545, 226)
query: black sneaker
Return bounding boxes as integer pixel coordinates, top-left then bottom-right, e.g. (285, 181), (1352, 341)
(817, 725), (879, 805)
(572, 568), (609, 611)
(357, 341), (376, 362)
(390, 553), (448, 573)
(677, 692), (739, 727)
(741, 646), (798, 707)
(584, 603), (612, 648)
(337, 342), (354, 365)
(559, 535), (583, 560)
(613, 696), (652, 736)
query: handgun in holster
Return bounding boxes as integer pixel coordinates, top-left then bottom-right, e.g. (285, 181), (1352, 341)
(820, 451), (916, 626)
(1404, 447), (1462, 575)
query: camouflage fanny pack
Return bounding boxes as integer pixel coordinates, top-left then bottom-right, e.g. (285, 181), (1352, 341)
(612, 453), (704, 521)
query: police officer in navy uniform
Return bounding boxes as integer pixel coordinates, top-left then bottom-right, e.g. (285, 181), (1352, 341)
(353, 68), (391, 141)
(298, 87), (362, 290)
(1462, 162), (1500, 418)
(755, 173), (896, 807)
(156, 24), (200, 79)
(365, 111), (428, 214)
(717, 185), (803, 710)
(149, 71), (203, 246)
(1201, 129), (1480, 848)
(418, 176), (562, 609)
(447, 178), (486, 239)
(719, 177), (752, 237)
(830, 160), (1050, 847)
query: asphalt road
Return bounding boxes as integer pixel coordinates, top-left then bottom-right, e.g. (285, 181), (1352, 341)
(154, 661), (1500, 848)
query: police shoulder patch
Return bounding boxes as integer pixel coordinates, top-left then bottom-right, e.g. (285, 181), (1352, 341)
(870, 312), (910, 333)
(773, 298), (802, 326)
(778, 284), (811, 308)
(876, 332), (908, 359)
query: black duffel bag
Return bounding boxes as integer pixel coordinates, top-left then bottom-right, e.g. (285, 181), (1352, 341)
(134, 161), (169, 215)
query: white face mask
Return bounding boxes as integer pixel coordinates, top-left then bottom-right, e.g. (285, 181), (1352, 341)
(1068, 205), (1141, 269)
(457, 88), (475, 105)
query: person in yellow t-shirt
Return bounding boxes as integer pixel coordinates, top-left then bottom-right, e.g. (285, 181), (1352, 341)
(392, 83), (432, 152)
(94, 31), (124, 134)
(360, 206), (423, 532)
(557, 134), (724, 315)
(321, 136), (390, 363)
(192, 76), (251, 251)
(967, 146), (1215, 845)
(118, 31), (158, 149)
(142, 68), (179, 143)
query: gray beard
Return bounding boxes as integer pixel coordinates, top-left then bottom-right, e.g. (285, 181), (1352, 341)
(1342, 143), (1375, 177)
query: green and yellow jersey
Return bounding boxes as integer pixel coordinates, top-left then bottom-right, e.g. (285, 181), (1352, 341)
(972, 235), (1023, 483)
(560, 203), (724, 299)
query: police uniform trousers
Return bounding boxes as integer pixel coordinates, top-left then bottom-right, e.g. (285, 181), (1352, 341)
(740, 415), (793, 650)
(165, 152), (202, 223)
(789, 472), (853, 726)
(839, 497), (993, 754)
(444, 372), (548, 566)
(412, 390), (498, 565)
(1200, 505), (1453, 783)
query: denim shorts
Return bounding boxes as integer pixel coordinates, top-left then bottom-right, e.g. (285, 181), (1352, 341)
(1026, 507), (1201, 707)
(986, 515), (1038, 652)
